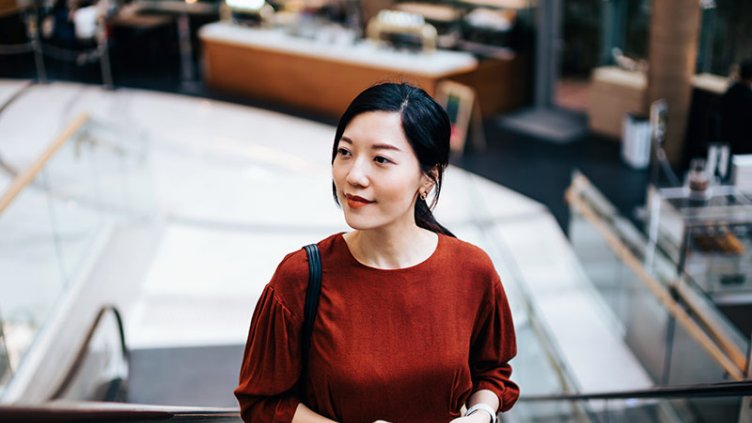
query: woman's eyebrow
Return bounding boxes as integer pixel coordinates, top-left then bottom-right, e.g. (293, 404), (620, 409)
(340, 136), (401, 152)
(372, 143), (402, 152)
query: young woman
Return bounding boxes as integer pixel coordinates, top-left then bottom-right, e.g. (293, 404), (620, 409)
(235, 82), (519, 423)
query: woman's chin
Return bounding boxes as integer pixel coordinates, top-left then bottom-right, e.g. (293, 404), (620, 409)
(343, 213), (382, 231)
(344, 218), (374, 231)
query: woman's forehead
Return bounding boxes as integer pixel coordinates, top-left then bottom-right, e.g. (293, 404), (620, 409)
(341, 111), (409, 149)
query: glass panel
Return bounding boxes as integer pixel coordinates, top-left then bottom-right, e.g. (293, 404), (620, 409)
(518, 396), (743, 423)
(452, 223), (596, 422)
(0, 184), (66, 397)
(0, 117), (153, 396)
(646, 185), (752, 304)
(41, 150), (106, 285)
(567, 172), (749, 421)
(44, 119), (155, 220)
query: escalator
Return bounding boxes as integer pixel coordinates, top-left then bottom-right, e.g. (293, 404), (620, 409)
(0, 95), (749, 423)
(1, 299), (750, 423)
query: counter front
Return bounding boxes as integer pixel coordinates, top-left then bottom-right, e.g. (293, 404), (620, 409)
(200, 22), (479, 117)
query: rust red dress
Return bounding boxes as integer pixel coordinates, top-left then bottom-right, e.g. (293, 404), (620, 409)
(234, 232), (519, 423)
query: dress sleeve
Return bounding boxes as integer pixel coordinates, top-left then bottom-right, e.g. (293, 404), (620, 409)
(469, 274), (520, 412)
(234, 283), (303, 423)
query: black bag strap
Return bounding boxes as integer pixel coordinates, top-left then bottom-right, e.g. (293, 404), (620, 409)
(300, 244), (322, 393)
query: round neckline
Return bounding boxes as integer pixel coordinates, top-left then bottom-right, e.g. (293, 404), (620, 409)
(338, 231), (442, 272)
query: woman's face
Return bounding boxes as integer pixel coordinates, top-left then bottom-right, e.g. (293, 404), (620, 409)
(332, 111), (431, 232)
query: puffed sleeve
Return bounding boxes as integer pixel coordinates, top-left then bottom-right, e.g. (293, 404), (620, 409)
(469, 273), (520, 412)
(234, 273), (304, 422)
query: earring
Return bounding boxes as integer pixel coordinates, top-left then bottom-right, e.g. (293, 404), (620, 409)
(420, 191), (427, 201)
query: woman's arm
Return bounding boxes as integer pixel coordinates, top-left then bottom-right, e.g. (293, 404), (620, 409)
(466, 273), (520, 413)
(467, 389), (500, 412)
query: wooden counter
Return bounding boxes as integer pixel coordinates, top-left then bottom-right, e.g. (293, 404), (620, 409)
(588, 67), (731, 144)
(199, 22), (481, 117)
(448, 53), (529, 118)
(588, 66), (647, 139)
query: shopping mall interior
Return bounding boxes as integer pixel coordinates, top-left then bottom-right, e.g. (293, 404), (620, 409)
(0, 0), (751, 422)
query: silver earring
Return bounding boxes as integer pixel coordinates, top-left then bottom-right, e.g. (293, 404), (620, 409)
(420, 191), (427, 201)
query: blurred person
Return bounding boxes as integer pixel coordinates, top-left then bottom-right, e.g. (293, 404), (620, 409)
(44, 0), (77, 48)
(234, 82), (519, 423)
(720, 59), (752, 154)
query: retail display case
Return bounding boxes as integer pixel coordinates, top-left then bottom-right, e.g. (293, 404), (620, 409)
(646, 185), (752, 305)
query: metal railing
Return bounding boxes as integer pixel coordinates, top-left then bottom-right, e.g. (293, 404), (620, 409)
(520, 380), (752, 402)
(0, 113), (90, 215)
(49, 305), (128, 401)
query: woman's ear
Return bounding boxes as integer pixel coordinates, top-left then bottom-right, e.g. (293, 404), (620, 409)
(422, 166), (439, 193)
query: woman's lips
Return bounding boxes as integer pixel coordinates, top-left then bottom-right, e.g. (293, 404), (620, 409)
(345, 194), (374, 209)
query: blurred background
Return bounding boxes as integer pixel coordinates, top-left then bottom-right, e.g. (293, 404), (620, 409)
(1, 0), (752, 422)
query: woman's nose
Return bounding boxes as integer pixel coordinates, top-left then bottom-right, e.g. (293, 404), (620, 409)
(346, 159), (369, 187)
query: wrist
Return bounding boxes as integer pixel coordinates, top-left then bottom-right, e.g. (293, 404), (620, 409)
(466, 403), (497, 423)
(467, 411), (491, 423)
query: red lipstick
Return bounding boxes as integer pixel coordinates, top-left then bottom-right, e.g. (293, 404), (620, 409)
(345, 194), (374, 209)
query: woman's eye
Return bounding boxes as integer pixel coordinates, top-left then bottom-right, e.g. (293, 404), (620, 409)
(374, 156), (393, 165)
(337, 148), (351, 157)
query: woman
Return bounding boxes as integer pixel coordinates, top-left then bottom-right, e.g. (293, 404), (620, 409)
(234, 82), (519, 423)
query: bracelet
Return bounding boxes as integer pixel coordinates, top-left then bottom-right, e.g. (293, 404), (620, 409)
(466, 403), (497, 423)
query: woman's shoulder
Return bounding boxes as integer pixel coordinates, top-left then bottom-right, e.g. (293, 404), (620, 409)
(266, 233), (342, 315)
(440, 235), (495, 270)
(439, 235), (501, 290)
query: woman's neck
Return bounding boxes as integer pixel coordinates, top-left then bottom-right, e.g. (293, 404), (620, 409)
(344, 226), (439, 270)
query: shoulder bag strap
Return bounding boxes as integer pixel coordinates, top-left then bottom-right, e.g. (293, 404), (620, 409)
(300, 244), (322, 394)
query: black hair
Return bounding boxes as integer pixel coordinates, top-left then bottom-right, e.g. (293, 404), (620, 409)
(331, 82), (455, 238)
(740, 60), (752, 81)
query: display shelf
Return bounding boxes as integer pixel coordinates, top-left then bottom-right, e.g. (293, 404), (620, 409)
(647, 185), (752, 300)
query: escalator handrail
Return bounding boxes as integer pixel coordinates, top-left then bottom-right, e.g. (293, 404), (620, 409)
(3, 380), (751, 422)
(0, 113), (90, 215)
(49, 305), (129, 400)
(520, 379), (752, 402)
(0, 402), (239, 422)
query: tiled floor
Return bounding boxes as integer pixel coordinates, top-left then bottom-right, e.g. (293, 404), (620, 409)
(556, 78), (591, 112)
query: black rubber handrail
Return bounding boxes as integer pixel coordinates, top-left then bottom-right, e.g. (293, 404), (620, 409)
(519, 380), (752, 402)
(50, 305), (129, 400)
(0, 403), (240, 423)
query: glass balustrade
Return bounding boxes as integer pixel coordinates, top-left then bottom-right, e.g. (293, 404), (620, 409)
(0, 116), (154, 397)
(566, 171), (750, 423)
(525, 395), (747, 423)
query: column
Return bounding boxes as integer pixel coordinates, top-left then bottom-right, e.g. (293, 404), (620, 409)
(645, 0), (701, 165)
